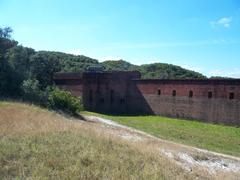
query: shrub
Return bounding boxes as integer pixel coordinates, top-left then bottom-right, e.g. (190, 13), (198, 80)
(21, 79), (49, 106)
(48, 88), (83, 115)
(22, 80), (83, 115)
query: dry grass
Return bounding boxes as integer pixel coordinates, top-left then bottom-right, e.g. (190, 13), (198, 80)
(0, 101), (224, 179)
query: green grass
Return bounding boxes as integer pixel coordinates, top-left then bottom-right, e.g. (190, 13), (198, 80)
(83, 112), (240, 157)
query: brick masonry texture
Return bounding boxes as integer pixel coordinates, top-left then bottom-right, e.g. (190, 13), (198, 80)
(54, 71), (240, 126)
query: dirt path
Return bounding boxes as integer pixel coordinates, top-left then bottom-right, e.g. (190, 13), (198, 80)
(84, 115), (240, 177)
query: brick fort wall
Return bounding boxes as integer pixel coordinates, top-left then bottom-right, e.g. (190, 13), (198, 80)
(54, 71), (240, 126)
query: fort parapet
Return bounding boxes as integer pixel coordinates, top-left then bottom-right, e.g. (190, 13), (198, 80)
(54, 71), (240, 126)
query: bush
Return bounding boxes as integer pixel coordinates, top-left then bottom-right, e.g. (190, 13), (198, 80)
(21, 79), (49, 106)
(48, 88), (83, 115)
(22, 80), (83, 115)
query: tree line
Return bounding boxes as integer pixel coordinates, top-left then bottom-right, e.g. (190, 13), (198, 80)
(0, 27), (83, 114)
(0, 27), (207, 113)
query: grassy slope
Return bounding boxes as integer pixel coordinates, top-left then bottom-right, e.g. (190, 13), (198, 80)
(83, 112), (240, 157)
(0, 102), (198, 179)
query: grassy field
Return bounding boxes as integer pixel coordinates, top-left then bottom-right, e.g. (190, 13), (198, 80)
(0, 101), (203, 179)
(83, 112), (240, 157)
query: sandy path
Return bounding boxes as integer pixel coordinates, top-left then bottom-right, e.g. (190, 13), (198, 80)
(84, 115), (240, 177)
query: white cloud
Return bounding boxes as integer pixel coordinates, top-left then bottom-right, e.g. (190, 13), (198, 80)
(218, 17), (232, 27)
(210, 17), (232, 28)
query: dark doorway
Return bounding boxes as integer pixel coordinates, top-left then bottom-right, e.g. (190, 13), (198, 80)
(172, 90), (176, 97)
(189, 90), (193, 98)
(229, 92), (234, 100)
(208, 91), (212, 99)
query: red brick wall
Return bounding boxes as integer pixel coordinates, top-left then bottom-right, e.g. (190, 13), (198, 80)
(54, 72), (240, 126)
(130, 80), (240, 125)
(135, 80), (240, 99)
(54, 73), (83, 97)
(57, 84), (83, 97)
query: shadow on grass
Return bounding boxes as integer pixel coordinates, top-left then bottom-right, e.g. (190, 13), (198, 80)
(87, 110), (151, 117)
(85, 111), (240, 128)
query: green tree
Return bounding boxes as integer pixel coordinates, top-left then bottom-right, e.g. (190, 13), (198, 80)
(22, 79), (44, 103)
(7, 46), (35, 79)
(0, 27), (20, 97)
(30, 52), (61, 88)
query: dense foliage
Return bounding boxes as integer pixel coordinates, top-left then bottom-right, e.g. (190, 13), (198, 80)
(0, 26), (206, 112)
(21, 79), (51, 106)
(138, 63), (204, 79)
(0, 28), (19, 97)
(101, 60), (205, 79)
(48, 88), (83, 115)
(0, 27), (83, 114)
(101, 60), (137, 71)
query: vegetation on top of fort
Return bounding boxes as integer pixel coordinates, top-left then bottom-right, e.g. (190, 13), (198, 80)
(83, 112), (240, 157)
(0, 102), (202, 179)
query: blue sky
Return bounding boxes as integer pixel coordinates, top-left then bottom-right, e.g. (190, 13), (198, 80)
(1, 0), (240, 77)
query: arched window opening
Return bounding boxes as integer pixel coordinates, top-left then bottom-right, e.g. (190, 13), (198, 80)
(208, 91), (212, 99)
(189, 90), (193, 98)
(172, 90), (176, 97)
(229, 92), (234, 100)
(157, 89), (161, 95)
